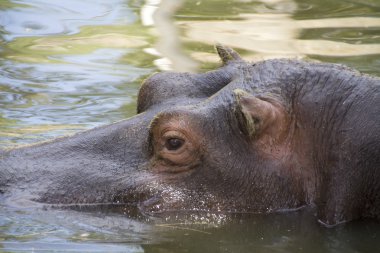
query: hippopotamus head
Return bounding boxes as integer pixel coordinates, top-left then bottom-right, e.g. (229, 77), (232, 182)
(133, 47), (303, 216)
(1, 45), (380, 226)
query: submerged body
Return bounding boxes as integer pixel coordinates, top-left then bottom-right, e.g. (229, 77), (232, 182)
(0, 46), (379, 226)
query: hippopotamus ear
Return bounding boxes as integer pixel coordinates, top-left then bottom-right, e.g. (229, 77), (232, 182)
(234, 89), (285, 139)
(216, 44), (243, 65)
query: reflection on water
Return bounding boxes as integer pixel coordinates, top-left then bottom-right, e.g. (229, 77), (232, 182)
(180, 15), (380, 58)
(2, 202), (380, 253)
(0, 0), (155, 147)
(0, 0), (380, 252)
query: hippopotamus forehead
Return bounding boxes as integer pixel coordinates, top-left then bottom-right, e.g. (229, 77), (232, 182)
(149, 107), (205, 130)
(156, 81), (239, 113)
(137, 63), (245, 113)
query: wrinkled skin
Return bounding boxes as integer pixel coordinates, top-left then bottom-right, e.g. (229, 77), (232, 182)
(0, 46), (379, 226)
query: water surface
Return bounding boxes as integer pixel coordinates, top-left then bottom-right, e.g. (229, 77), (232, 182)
(0, 0), (380, 252)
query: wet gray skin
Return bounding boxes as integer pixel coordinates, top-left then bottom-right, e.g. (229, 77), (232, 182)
(0, 46), (379, 227)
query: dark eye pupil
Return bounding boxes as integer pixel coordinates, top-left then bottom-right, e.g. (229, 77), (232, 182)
(166, 138), (184, 151)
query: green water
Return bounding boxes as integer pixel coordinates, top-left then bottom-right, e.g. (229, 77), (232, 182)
(0, 0), (379, 252)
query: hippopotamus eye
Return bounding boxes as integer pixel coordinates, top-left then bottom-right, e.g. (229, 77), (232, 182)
(165, 138), (184, 151)
(149, 118), (201, 172)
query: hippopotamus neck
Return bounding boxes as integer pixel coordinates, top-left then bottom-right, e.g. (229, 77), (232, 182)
(290, 64), (376, 160)
(284, 62), (380, 211)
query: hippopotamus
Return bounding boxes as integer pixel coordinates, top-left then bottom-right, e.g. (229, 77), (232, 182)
(0, 45), (379, 227)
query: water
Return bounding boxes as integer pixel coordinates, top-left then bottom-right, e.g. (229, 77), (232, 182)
(0, 0), (380, 252)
